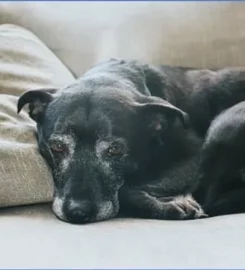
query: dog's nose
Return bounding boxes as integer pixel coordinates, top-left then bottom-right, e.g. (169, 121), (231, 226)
(65, 199), (93, 224)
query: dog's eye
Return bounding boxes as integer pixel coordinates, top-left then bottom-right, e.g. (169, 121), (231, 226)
(50, 142), (67, 153)
(107, 144), (124, 157)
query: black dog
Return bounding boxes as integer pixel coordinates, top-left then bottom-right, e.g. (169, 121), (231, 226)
(17, 59), (245, 224)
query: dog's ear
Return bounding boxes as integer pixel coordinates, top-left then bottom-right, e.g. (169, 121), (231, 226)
(17, 88), (57, 122)
(134, 99), (189, 130)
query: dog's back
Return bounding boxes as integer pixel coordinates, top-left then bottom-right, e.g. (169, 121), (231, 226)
(195, 101), (245, 216)
(146, 63), (245, 136)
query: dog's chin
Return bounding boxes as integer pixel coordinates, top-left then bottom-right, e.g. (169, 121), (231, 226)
(94, 200), (119, 222)
(52, 196), (119, 224)
(52, 196), (67, 222)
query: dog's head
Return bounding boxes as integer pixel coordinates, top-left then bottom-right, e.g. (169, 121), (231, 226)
(17, 60), (189, 224)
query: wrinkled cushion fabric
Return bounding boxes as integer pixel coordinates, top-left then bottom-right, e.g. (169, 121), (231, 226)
(0, 24), (75, 207)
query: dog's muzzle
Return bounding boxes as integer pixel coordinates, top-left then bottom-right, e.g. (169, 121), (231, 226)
(52, 196), (117, 224)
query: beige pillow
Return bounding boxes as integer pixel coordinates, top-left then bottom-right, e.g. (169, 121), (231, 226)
(0, 24), (75, 207)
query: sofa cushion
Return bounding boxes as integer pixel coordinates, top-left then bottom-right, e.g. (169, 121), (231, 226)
(0, 204), (245, 268)
(0, 24), (75, 207)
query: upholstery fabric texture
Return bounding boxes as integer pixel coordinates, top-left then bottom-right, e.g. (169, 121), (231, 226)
(0, 24), (75, 207)
(0, 2), (245, 77)
(0, 204), (245, 268)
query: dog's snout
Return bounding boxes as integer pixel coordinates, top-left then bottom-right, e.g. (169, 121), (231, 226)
(53, 195), (118, 224)
(65, 199), (93, 224)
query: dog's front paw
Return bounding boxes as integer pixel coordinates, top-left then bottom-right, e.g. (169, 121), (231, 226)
(163, 195), (208, 220)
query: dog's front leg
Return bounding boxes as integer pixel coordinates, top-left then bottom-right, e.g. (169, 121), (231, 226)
(119, 186), (206, 220)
